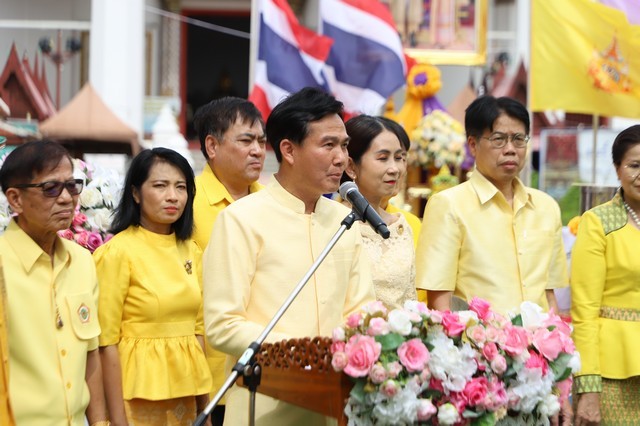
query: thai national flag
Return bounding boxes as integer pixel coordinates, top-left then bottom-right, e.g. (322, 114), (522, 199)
(249, 0), (333, 119)
(319, 0), (407, 115)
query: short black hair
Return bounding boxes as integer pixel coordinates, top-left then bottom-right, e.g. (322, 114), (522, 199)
(193, 97), (264, 160)
(266, 87), (344, 162)
(110, 148), (196, 241)
(612, 125), (640, 167)
(0, 140), (72, 194)
(342, 115), (409, 184)
(464, 96), (530, 139)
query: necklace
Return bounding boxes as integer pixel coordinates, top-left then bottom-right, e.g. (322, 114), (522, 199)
(622, 199), (640, 228)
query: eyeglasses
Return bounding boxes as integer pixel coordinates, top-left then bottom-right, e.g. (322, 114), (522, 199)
(623, 163), (640, 180)
(481, 132), (530, 149)
(13, 179), (84, 198)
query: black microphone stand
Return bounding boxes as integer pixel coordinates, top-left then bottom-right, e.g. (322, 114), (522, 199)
(193, 211), (361, 426)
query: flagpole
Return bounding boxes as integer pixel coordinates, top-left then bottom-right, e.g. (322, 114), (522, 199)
(248, 0), (260, 93)
(592, 114), (599, 184)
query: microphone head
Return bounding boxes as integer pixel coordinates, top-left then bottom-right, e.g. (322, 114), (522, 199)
(339, 181), (358, 199)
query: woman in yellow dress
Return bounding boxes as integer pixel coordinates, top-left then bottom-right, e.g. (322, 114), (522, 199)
(572, 125), (640, 425)
(95, 148), (211, 425)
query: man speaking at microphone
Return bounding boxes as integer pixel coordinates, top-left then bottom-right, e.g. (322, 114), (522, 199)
(202, 87), (376, 426)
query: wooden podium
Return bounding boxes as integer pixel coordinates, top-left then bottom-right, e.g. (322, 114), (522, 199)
(238, 337), (353, 425)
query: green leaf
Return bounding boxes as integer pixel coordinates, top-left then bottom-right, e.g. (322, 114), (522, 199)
(550, 352), (573, 382)
(511, 314), (523, 326)
(349, 380), (366, 404)
(375, 333), (405, 351)
(471, 412), (496, 426)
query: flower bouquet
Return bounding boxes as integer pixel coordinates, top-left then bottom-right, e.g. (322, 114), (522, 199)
(409, 109), (466, 170)
(58, 159), (122, 252)
(330, 298), (579, 425)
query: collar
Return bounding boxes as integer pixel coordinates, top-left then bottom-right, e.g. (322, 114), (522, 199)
(3, 219), (71, 273)
(266, 175), (330, 215)
(469, 169), (533, 209)
(199, 163), (262, 206)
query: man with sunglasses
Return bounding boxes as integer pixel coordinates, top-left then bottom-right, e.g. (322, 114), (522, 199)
(416, 96), (568, 317)
(0, 140), (108, 425)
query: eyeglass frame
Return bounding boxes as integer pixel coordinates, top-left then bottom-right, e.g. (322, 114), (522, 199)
(12, 178), (85, 198)
(623, 162), (640, 181)
(480, 132), (530, 149)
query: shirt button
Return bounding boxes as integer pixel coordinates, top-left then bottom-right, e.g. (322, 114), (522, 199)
(66, 382), (72, 389)
(61, 349), (67, 356)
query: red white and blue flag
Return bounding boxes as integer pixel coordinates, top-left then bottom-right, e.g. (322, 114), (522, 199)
(319, 0), (407, 115)
(249, 0), (333, 119)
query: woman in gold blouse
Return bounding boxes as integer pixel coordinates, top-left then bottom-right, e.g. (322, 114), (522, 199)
(572, 125), (640, 425)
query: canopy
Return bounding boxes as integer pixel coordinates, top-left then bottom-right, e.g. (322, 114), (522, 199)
(39, 83), (140, 156)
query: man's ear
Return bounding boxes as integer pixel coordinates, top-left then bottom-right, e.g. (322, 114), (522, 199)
(467, 135), (478, 158)
(205, 135), (220, 160)
(279, 139), (295, 166)
(345, 158), (358, 180)
(4, 188), (23, 215)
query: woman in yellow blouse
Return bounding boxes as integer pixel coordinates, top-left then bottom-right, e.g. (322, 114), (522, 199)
(572, 125), (640, 425)
(95, 148), (211, 425)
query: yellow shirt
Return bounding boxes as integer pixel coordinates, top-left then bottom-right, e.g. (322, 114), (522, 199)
(0, 220), (100, 425)
(0, 258), (15, 426)
(193, 163), (263, 399)
(571, 193), (640, 390)
(415, 170), (568, 315)
(203, 176), (376, 425)
(94, 226), (211, 400)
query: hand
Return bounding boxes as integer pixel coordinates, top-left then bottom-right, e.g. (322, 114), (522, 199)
(575, 392), (601, 426)
(560, 397), (573, 426)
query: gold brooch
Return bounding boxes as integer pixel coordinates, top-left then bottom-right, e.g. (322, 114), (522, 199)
(77, 304), (91, 323)
(397, 224), (404, 235)
(184, 260), (193, 275)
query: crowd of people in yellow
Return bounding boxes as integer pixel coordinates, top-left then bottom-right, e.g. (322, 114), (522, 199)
(0, 88), (639, 426)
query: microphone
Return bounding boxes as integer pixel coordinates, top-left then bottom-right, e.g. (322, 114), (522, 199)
(339, 181), (390, 239)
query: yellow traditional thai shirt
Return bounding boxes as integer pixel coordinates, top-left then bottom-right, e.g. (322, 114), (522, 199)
(193, 163), (263, 400)
(0, 220), (100, 425)
(203, 176), (376, 425)
(571, 192), (640, 393)
(415, 170), (568, 315)
(95, 226), (211, 400)
(0, 257), (15, 426)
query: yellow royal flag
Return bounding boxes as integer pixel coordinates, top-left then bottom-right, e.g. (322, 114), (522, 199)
(531, 0), (640, 118)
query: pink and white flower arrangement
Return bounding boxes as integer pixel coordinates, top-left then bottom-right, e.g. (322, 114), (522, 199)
(331, 298), (579, 425)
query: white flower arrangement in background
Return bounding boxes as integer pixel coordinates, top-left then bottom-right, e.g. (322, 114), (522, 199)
(409, 109), (466, 169)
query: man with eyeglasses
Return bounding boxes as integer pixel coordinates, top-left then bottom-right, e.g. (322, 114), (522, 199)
(416, 96), (568, 317)
(0, 140), (108, 425)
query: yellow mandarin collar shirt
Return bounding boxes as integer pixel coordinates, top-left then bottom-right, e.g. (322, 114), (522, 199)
(192, 163), (263, 251)
(0, 220), (100, 425)
(416, 170), (568, 315)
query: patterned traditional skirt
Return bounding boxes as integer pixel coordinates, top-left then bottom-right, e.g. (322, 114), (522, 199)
(124, 396), (197, 426)
(601, 376), (640, 425)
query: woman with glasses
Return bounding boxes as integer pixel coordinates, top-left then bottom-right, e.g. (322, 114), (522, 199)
(0, 140), (107, 425)
(571, 125), (640, 426)
(341, 115), (417, 309)
(94, 148), (211, 425)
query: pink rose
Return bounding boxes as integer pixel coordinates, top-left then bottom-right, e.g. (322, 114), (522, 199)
(343, 335), (381, 377)
(331, 351), (348, 371)
(363, 300), (388, 316)
(86, 232), (103, 253)
(380, 379), (400, 397)
(429, 310), (443, 324)
(485, 378), (508, 410)
(386, 361), (403, 378)
(368, 363), (387, 384)
(441, 311), (465, 337)
(532, 328), (563, 360)
(103, 233), (114, 243)
(525, 349), (549, 375)
(58, 229), (74, 241)
(72, 212), (87, 227)
(482, 342), (498, 361)
(331, 340), (345, 354)
(346, 313), (361, 328)
(74, 231), (89, 247)
(543, 311), (572, 336)
(490, 354), (507, 374)
(559, 331), (576, 353)
(463, 376), (489, 407)
(367, 317), (390, 336)
(502, 325), (529, 356)
(397, 338), (430, 372)
(469, 297), (492, 320)
(419, 367), (432, 383)
(416, 399), (437, 421)
(467, 325), (487, 345)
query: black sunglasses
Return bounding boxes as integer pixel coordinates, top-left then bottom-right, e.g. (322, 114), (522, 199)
(13, 179), (84, 198)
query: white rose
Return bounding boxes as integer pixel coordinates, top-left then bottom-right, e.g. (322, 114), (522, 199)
(79, 186), (103, 208)
(520, 301), (548, 330)
(85, 208), (113, 232)
(568, 352), (582, 373)
(387, 309), (412, 336)
(437, 403), (460, 425)
(456, 310), (478, 325)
